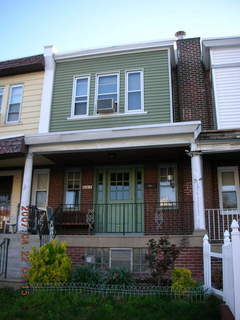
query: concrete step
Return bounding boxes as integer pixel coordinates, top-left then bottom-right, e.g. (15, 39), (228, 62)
(0, 233), (40, 279)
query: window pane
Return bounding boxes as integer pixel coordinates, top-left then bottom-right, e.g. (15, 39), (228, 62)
(98, 94), (117, 102)
(65, 191), (79, 205)
(76, 78), (88, 96)
(9, 103), (20, 113)
(36, 191), (47, 207)
(128, 72), (140, 91)
(7, 112), (19, 122)
(75, 102), (87, 115)
(128, 92), (141, 110)
(222, 191), (237, 209)
(222, 172), (235, 186)
(0, 88), (3, 110)
(111, 249), (131, 271)
(10, 86), (23, 104)
(98, 75), (117, 94)
(37, 173), (48, 189)
(160, 186), (176, 203)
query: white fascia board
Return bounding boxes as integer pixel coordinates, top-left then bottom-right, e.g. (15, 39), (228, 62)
(55, 40), (176, 66)
(202, 36), (240, 69)
(196, 140), (240, 154)
(25, 121), (201, 147)
(0, 134), (24, 140)
(29, 134), (194, 154)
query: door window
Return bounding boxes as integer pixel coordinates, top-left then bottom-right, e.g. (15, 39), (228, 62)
(109, 172), (130, 201)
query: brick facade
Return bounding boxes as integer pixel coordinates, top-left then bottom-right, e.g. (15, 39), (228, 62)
(175, 38), (214, 130)
(66, 246), (203, 279)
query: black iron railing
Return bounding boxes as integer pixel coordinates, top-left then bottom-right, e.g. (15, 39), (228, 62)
(54, 202), (193, 235)
(28, 206), (56, 246)
(0, 238), (10, 278)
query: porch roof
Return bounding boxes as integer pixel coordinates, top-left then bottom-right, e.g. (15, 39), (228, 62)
(25, 121), (201, 154)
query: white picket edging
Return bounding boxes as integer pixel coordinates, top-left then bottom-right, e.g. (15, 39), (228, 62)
(203, 219), (240, 320)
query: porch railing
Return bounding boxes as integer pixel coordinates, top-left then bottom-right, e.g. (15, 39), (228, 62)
(205, 208), (240, 241)
(54, 202), (193, 235)
(0, 238), (10, 278)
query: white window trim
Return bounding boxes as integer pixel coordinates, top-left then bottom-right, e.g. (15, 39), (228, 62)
(94, 72), (120, 114)
(0, 87), (4, 113)
(125, 70), (144, 113)
(64, 168), (82, 206)
(71, 75), (90, 118)
(109, 248), (133, 271)
(158, 163), (178, 205)
(31, 169), (50, 210)
(6, 84), (24, 124)
(217, 166), (240, 213)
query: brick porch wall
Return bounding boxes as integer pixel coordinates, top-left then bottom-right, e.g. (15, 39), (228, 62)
(66, 246), (203, 279)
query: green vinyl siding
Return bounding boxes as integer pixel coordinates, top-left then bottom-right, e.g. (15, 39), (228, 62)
(50, 49), (171, 132)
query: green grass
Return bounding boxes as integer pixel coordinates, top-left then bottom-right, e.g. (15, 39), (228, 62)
(0, 288), (221, 320)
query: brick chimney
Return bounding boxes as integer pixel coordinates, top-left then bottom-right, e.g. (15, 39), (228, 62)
(175, 36), (213, 130)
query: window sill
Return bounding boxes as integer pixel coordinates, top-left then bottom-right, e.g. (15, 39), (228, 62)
(67, 111), (148, 121)
(4, 121), (22, 126)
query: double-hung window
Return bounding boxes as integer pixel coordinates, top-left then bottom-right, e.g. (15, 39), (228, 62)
(96, 73), (119, 109)
(218, 167), (240, 212)
(126, 71), (143, 112)
(64, 171), (81, 209)
(0, 87), (4, 113)
(7, 84), (23, 123)
(72, 76), (90, 117)
(159, 165), (177, 205)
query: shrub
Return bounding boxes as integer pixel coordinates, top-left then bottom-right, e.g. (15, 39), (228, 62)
(105, 268), (134, 285)
(27, 240), (72, 284)
(171, 268), (196, 295)
(71, 265), (102, 283)
(146, 238), (181, 284)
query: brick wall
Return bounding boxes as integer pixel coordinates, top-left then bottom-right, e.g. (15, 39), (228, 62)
(67, 247), (85, 265)
(66, 246), (203, 279)
(175, 247), (203, 278)
(176, 37), (214, 130)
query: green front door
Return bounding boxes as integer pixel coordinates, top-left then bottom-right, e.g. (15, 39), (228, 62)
(95, 167), (144, 233)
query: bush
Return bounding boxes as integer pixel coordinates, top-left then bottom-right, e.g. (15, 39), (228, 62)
(146, 238), (181, 284)
(71, 265), (102, 284)
(27, 240), (72, 284)
(105, 268), (134, 285)
(171, 268), (196, 295)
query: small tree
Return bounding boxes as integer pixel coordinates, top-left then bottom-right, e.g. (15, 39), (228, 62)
(27, 240), (72, 284)
(146, 237), (181, 284)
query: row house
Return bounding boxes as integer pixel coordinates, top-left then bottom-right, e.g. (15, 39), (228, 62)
(1, 34), (240, 278)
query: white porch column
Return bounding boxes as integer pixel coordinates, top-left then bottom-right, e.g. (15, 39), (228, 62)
(18, 152), (33, 232)
(191, 151), (205, 230)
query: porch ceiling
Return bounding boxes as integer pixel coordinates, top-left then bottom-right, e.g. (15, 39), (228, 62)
(41, 146), (188, 166)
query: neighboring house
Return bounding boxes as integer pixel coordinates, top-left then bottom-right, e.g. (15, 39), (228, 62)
(0, 54), (45, 230)
(3, 34), (240, 279)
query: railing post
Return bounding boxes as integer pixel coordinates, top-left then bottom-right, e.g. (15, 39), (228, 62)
(203, 234), (211, 290)
(231, 220), (240, 320)
(222, 230), (234, 314)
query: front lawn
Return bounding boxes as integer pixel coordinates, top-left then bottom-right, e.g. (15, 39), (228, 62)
(0, 288), (221, 320)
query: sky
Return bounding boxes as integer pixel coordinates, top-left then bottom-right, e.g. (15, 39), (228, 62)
(1, 0), (240, 61)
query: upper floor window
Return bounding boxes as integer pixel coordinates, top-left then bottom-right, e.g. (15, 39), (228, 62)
(72, 76), (90, 117)
(159, 165), (177, 205)
(96, 73), (119, 110)
(0, 87), (3, 112)
(218, 167), (240, 211)
(7, 84), (23, 123)
(125, 71), (144, 112)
